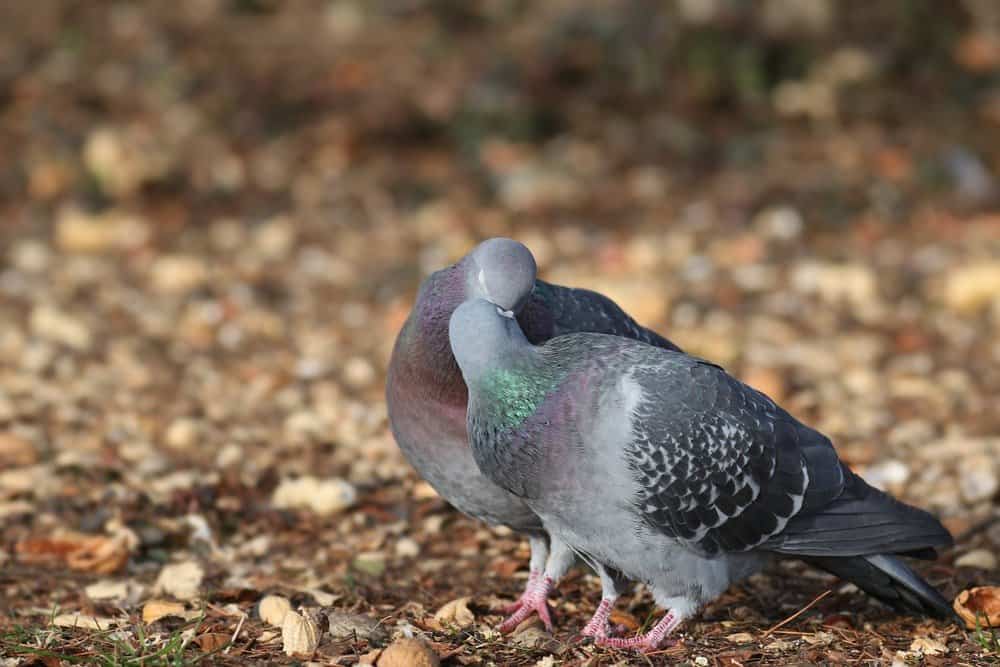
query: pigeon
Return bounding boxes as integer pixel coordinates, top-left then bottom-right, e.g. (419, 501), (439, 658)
(386, 238), (681, 632)
(449, 298), (955, 651)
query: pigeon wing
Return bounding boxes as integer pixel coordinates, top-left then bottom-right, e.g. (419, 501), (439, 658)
(628, 359), (841, 557)
(519, 280), (683, 352)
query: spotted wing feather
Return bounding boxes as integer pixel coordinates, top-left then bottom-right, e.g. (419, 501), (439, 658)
(628, 360), (813, 557)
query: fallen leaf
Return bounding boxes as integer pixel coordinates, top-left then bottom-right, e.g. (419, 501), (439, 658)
(196, 632), (231, 652)
(281, 610), (320, 657)
(301, 587), (339, 606)
(327, 611), (388, 643)
(433, 596), (474, 628)
(65, 535), (130, 575)
(609, 609), (640, 632)
(51, 613), (118, 630)
(153, 560), (204, 600)
(726, 632), (755, 643)
(271, 476), (357, 515)
(909, 636), (948, 656)
(142, 599), (190, 624)
(85, 580), (145, 602)
(16, 532), (129, 574)
(954, 586), (1000, 629)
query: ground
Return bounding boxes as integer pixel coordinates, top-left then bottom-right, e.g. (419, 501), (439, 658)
(1, 1), (1000, 665)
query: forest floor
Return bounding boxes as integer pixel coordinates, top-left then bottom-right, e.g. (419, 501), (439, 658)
(2, 2), (1000, 665)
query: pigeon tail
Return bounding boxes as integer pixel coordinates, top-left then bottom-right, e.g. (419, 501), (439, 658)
(766, 467), (954, 557)
(803, 553), (956, 620)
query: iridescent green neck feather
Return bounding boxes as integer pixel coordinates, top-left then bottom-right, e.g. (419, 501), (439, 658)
(476, 364), (560, 429)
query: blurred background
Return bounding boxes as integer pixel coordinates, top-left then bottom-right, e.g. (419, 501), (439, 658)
(1, 0), (1000, 663)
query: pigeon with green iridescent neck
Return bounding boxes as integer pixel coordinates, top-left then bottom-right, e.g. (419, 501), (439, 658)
(450, 298), (954, 652)
(386, 238), (680, 633)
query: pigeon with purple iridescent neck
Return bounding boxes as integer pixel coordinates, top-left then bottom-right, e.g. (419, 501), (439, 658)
(450, 298), (954, 652)
(386, 238), (681, 632)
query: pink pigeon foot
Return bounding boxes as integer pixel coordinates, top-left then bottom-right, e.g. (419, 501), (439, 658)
(597, 610), (680, 653)
(499, 574), (554, 633)
(502, 570), (539, 614)
(579, 598), (615, 640)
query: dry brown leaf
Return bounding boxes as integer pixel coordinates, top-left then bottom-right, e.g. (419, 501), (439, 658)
(259, 594), (292, 627)
(909, 636), (948, 656)
(609, 609), (640, 632)
(16, 532), (129, 574)
(142, 599), (189, 624)
(378, 638), (440, 667)
(433, 596), (474, 628)
(85, 579), (145, 602)
(281, 610), (320, 657)
(726, 632), (755, 643)
(953, 586), (1000, 629)
(66, 535), (130, 574)
(196, 632), (231, 652)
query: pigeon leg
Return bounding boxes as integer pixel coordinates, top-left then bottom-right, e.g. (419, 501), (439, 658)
(500, 536), (574, 633)
(499, 573), (554, 632)
(500, 535), (552, 631)
(580, 597), (616, 639)
(597, 610), (681, 652)
(579, 565), (623, 640)
(502, 570), (540, 614)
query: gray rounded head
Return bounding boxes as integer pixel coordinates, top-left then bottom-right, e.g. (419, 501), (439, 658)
(468, 238), (537, 313)
(449, 297), (528, 381)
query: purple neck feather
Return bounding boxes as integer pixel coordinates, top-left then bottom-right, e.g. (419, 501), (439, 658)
(395, 263), (469, 407)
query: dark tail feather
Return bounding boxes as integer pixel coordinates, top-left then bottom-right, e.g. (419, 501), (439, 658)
(804, 553), (956, 620)
(768, 469), (954, 557)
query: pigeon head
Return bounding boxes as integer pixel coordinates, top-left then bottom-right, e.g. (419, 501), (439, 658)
(467, 238), (537, 313)
(449, 297), (530, 382)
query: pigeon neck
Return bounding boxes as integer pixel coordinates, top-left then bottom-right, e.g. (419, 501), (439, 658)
(398, 267), (468, 405)
(471, 356), (554, 430)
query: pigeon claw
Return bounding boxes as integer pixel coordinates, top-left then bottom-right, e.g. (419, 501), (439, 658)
(595, 611), (679, 653)
(499, 575), (554, 633)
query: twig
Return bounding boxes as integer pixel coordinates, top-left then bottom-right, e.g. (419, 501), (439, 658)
(762, 589), (831, 637)
(225, 612), (246, 654)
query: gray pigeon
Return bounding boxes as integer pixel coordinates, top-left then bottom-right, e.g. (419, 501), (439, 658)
(386, 238), (681, 632)
(450, 298), (954, 651)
